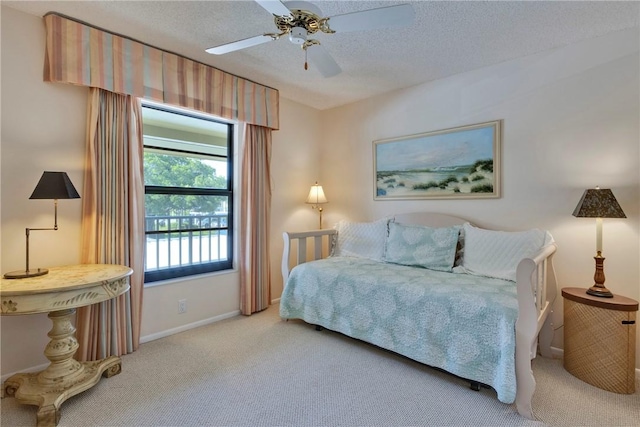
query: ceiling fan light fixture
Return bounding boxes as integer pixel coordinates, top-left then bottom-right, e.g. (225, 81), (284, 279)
(289, 26), (307, 44)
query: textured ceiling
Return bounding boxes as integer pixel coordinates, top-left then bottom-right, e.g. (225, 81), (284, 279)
(4, 1), (639, 110)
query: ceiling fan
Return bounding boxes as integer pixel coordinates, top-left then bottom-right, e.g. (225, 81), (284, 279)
(205, 1), (415, 78)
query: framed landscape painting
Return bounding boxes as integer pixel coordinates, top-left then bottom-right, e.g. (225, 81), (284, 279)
(373, 120), (502, 200)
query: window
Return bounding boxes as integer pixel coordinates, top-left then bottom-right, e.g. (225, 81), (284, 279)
(142, 102), (233, 283)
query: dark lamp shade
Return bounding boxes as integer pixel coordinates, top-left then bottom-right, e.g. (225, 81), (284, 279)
(29, 171), (80, 200)
(572, 188), (626, 218)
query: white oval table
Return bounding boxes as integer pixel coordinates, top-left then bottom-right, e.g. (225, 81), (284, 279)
(1, 264), (133, 427)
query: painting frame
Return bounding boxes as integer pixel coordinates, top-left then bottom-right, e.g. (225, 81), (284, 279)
(373, 120), (502, 200)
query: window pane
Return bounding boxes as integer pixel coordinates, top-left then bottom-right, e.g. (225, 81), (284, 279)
(142, 102), (233, 282)
(144, 151), (227, 189)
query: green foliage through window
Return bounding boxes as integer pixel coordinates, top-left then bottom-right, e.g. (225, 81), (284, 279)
(144, 152), (227, 216)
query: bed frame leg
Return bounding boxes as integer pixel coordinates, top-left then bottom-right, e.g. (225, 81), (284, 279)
(515, 331), (537, 420)
(469, 381), (490, 392)
(538, 311), (554, 358)
(315, 325), (323, 331)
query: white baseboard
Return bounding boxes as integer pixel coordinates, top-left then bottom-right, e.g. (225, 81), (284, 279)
(1, 362), (50, 384)
(549, 346), (640, 381)
(550, 346), (564, 359)
(271, 297), (281, 304)
(140, 310), (241, 344)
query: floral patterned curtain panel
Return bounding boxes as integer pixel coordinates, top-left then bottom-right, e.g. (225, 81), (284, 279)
(43, 13), (279, 130)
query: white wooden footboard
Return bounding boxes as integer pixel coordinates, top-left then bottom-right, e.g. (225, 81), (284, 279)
(514, 243), (558, 420)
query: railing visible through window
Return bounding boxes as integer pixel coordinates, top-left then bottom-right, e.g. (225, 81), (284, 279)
(145, 213), (229, 271)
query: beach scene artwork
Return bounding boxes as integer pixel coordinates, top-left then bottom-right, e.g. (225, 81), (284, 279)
(374, 121), (501, 200)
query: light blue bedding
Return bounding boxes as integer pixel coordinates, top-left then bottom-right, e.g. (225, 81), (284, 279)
(279, 256), (519, 403)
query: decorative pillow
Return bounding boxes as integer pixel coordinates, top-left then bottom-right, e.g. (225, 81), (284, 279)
(461, 223), (546, 281)
(332, 219), (389, 261)
(384, 222), (460, 272)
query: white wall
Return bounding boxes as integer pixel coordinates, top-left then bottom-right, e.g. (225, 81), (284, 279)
(1, 6), (88, 375)
(318, 28), (640, 368)
(270, 98), (325, 299)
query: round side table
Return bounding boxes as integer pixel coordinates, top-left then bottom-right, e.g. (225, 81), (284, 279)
(1, 264), (133, 426)
(562, 287), (638, 394)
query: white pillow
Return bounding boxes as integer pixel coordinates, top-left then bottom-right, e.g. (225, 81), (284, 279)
(333, 219), (388, 261)
(461, 223), (546, 282)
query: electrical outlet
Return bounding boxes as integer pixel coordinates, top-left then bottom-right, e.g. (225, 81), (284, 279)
(178, 299), (187, 314)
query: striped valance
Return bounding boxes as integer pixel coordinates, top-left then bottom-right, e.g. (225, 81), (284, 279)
(43, 13), (279, 129)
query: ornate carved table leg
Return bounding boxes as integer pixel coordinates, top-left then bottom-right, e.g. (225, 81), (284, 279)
(36, 405), (61, 427)
(2, 309), (122, 427)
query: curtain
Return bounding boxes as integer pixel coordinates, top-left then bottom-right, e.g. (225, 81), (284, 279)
(75, 88), (145, 361)
(43, 13), (279, 130)
(240, 124), (273, 315)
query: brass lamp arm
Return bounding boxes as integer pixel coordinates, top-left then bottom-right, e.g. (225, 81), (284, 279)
(29, 199), (60, 231)
(6, 200), (60, 278)
(26, 200), (60, 271)
(28, 227), (58, 232)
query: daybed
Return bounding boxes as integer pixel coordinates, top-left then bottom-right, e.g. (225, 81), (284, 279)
(279, 213), (557, 420)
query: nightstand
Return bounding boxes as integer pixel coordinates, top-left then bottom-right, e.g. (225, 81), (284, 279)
(562, 287), (638, 394)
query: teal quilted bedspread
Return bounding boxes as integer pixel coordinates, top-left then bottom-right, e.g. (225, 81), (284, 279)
(279, 257), (520, 403)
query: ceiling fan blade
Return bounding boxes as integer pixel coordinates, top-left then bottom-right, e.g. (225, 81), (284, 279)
(206, 34), (277, 55)
(255, 0), (292, 17)
(328, 4), (415, 33)
(306, 44), (341, 78)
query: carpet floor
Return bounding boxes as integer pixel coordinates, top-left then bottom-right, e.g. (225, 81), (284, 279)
(1, 304), (638, 426)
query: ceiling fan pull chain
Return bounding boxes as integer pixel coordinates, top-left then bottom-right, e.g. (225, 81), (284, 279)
(304, 48), (308, 70)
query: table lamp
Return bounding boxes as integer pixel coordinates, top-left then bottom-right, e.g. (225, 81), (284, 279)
(4, 171), (81, 279)
(572, 187), (626, 297)
(306, 182), (328, 229)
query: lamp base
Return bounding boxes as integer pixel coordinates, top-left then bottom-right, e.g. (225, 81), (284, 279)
(586, 285), (614, 298)
(3, 268), (49, 279)
(587, 254), (613, 298)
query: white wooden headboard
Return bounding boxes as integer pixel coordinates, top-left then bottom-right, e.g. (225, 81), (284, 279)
(282, 212), (469, 282)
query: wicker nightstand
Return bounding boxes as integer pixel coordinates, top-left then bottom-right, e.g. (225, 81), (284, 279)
(562, 287), (638, 394)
